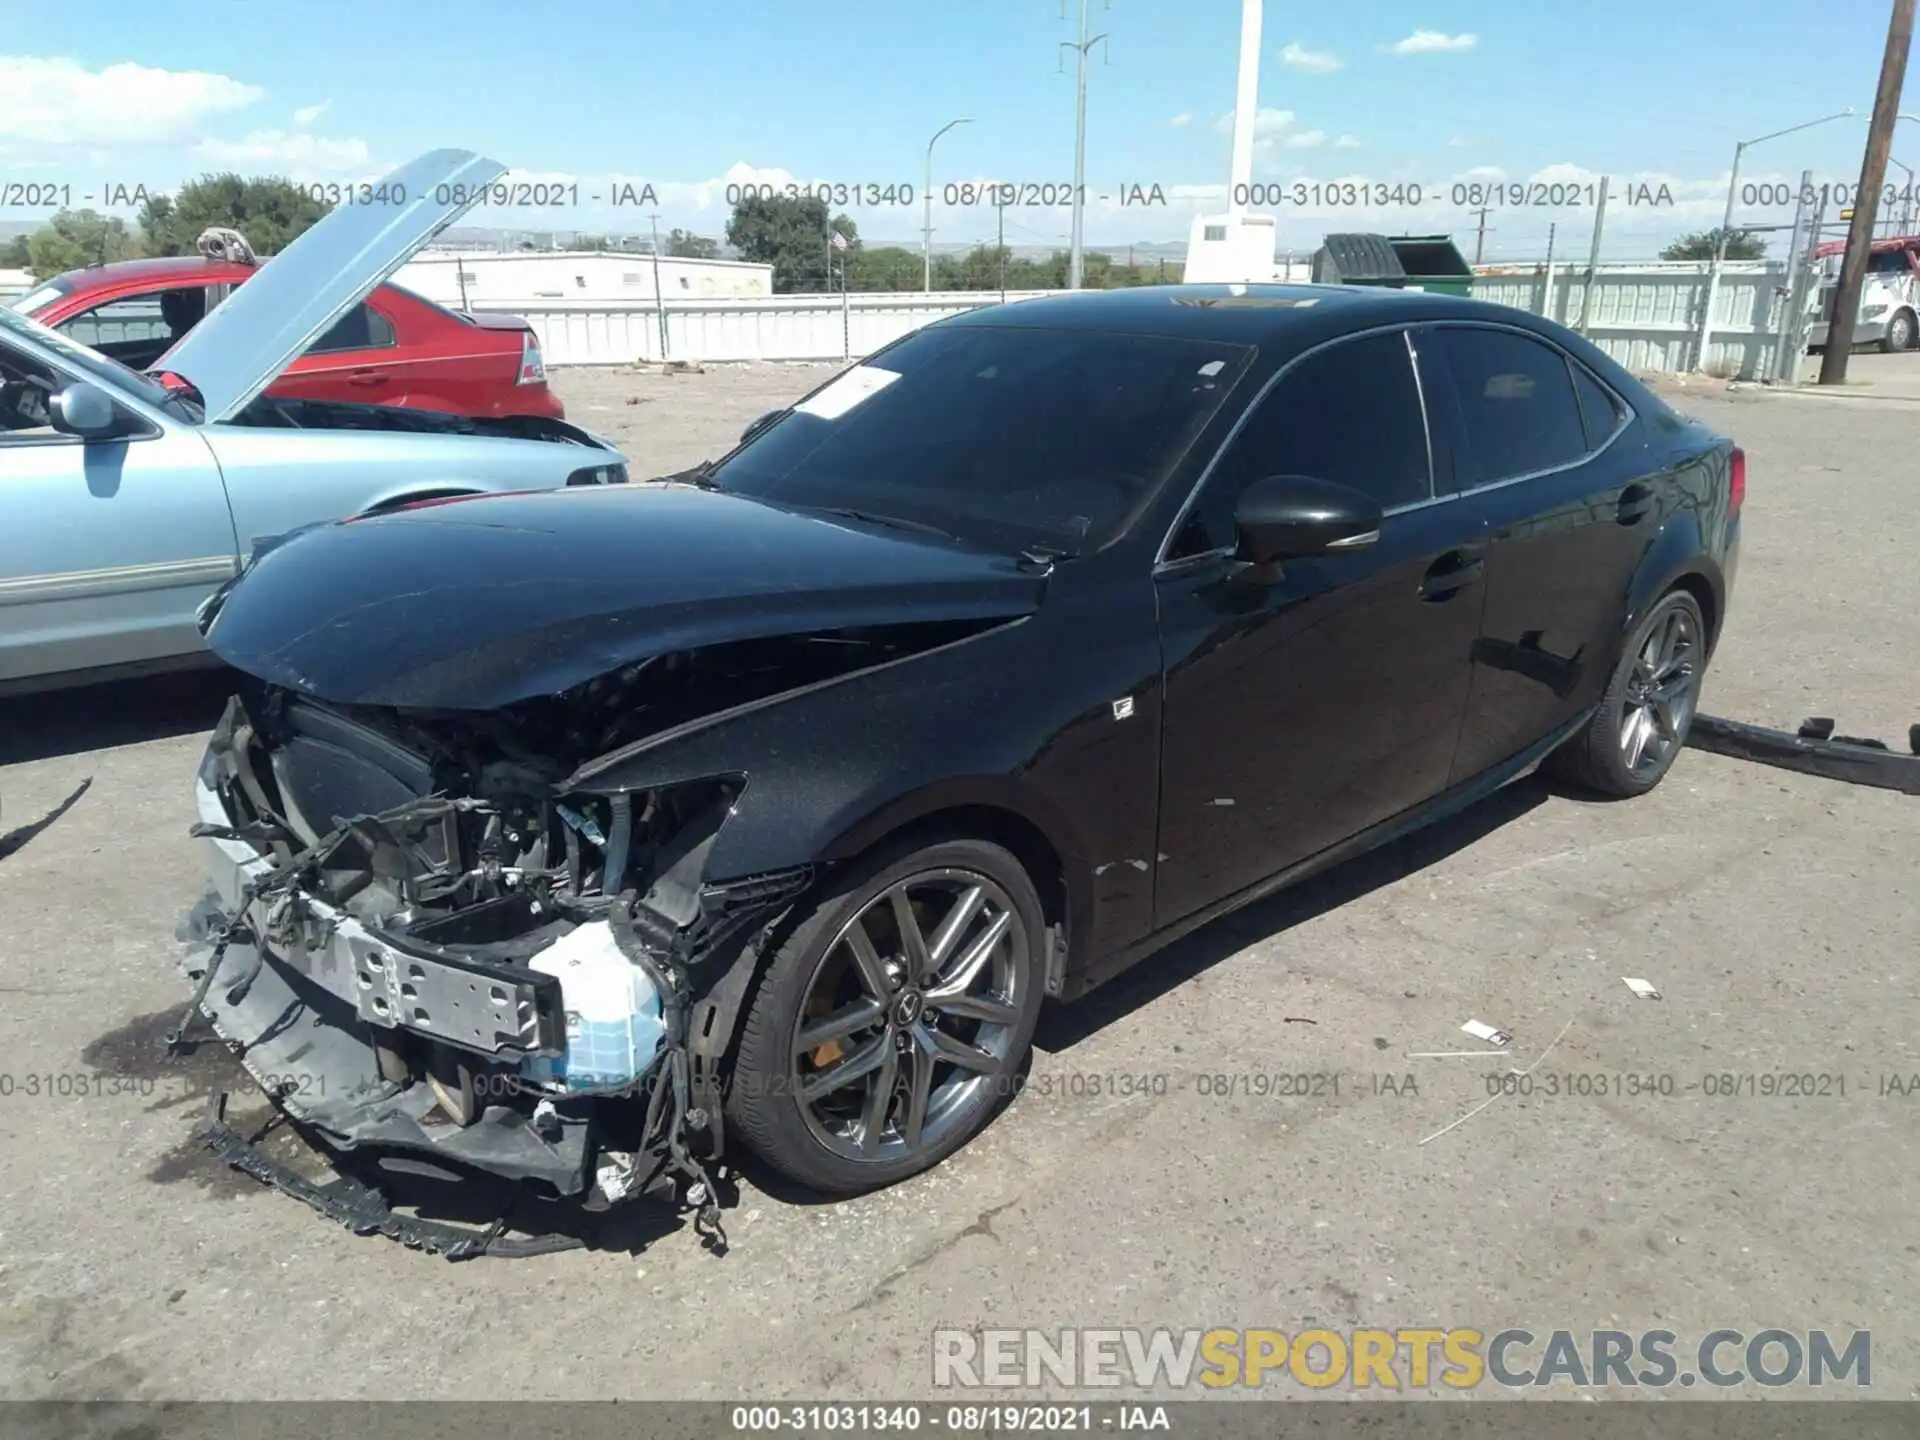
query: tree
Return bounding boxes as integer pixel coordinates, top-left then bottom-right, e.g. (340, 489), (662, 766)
(0, 233), (30, 270)
(137, 174), (327, 257)
(665, 228), (719, 259)
(24, 209), (142, 275)
(725, 194), (860, 291)
(1661, 227), (1766, 261)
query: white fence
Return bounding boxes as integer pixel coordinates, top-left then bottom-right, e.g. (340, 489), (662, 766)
(1470, 261), (1795, 381)
(3, 267), (1805, 381)
(485, 265), (1801, 379)
(497, 290), (1058, 367)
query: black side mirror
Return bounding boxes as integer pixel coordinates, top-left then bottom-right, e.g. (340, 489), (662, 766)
(48, 381), (128, 441)
(1234, 474), (1384, 564)
(740, 408), (786, 444)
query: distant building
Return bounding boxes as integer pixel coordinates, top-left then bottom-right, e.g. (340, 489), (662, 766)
(0, 267), (34, 302)
(394, 250), (774, 305)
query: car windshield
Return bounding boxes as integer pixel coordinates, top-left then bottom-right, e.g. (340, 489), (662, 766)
(8, 285), (65, 317)
(0, 302), (177, 407)
(706, 323), (1253, 556)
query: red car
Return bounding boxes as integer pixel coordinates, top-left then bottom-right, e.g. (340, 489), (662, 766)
(12, 254), (564, 419)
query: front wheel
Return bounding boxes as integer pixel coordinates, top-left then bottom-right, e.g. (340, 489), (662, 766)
(1882, 308), (1917, 353)
(1546, 590), (1707, 797)
(725, 837), (1046, 1195)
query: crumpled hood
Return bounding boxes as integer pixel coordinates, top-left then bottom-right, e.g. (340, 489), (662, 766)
(201, 483), (1047, 709)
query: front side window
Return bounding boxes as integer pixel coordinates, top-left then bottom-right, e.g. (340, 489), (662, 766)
(708, 324), (1253, 556)
(0, 304), (172, 409)
(58, 287), (210, 363)
(1175, 330), (1431, 555)
(1426, 326), (1588, 487)
(0, 338), (62, 439)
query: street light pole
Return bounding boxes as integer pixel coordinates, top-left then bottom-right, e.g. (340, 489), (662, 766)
(923, 117), (973, 294)
(1696, 108), (1855, 372)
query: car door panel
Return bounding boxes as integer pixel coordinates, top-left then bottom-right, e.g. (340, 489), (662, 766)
(1152, 329), (1486, 927)
(272, 302), (405, 408)
(1420, 324), (1661, 784)
(0, 369), (237, 683)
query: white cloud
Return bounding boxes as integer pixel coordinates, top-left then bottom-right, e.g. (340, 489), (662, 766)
(292, 101), (330, 127)
(1283, 130), (1329, 149)
(1169, 112), (1192, 128)
(1384, 30), (1479, 55)
(1279, 41), (1343, 73)
(1334, 134), (1363, 149)
(0, 54), (263, 145)
(192, 129), (373, 174)
(1214, 107), (1297, 138)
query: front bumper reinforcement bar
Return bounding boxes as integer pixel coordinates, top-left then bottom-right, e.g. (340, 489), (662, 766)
(1688, 714), (1920, 795)
(199, 1093), (586, 1261)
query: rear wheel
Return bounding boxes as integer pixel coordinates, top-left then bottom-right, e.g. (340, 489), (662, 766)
(726, 837), (1045, 1194)
(1546, 590), (1706, 797)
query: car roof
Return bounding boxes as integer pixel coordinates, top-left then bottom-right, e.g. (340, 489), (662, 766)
(943, 282), (1519, 347)
(47, 255), (252, 291)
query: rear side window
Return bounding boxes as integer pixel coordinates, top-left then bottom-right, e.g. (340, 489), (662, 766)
(1570, 362), (1624, 450)
(1428, 327), (1588, 486)
(307, 302), (396, 354)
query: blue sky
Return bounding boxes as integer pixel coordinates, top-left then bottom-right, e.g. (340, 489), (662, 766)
(3, 0), (1914, 259)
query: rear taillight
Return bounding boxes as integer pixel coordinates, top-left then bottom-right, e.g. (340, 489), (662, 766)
(517, 330), (546, 385)
(1728, 445), (1745, 522)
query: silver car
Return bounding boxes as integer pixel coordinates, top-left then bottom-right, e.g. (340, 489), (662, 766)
(0, 149), (628, 696)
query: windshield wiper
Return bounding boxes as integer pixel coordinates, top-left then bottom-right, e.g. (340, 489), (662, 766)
(657, 459), (721, 489)
(801, 505), (962, 543)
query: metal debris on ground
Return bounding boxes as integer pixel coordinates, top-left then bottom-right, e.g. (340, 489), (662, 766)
(1459, 1019), (1512, 1047)
(1622, 977), (1663, 1000)
(1687, 714), (1920, 795)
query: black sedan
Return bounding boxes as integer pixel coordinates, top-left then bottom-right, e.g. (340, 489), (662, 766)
(181, 284), (1741, 1216)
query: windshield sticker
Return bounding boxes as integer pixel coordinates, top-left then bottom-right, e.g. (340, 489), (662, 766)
(794, 365), (902, 420)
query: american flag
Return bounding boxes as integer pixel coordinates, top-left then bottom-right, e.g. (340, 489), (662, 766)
(830, 231), (849, 251)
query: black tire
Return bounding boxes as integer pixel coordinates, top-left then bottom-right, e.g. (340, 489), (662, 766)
(1546, 590), (1708, 798)
(1882, 308), (1917, 354)
(725, 835), (1046, 1195)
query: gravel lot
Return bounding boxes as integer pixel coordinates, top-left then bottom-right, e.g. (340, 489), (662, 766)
(1, 359), (1917, 1403)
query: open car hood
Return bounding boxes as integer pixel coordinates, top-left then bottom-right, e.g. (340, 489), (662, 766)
(200, 484), (1047, 709)
(156, 149), (507, 423)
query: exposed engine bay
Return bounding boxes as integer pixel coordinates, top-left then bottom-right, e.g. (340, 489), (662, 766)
(175, 622), (991, 1254)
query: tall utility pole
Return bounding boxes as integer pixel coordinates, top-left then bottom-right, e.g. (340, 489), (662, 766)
(1471, 204), (1492, 263)
(1060, 0), (1108, 290)
(1821, 0), (1915, 383)
(647, 214), (667, 361)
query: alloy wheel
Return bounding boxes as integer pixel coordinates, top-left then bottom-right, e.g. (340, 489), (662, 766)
(790, 869), (1030, 1164)
(1619, 603), (1700, 777)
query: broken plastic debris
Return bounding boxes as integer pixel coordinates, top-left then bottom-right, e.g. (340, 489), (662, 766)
(1460, 1019), (1511, 1046)
(1622, 977), (1663, 1000)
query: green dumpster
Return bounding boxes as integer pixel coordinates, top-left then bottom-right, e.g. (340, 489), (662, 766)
(1310, 233), (1474, 297)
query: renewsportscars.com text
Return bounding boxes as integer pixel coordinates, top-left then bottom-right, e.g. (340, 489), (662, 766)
(931, 1327), (1870, 1391)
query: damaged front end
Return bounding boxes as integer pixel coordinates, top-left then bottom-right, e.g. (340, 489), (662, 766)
(178, 680), (809, 1251)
